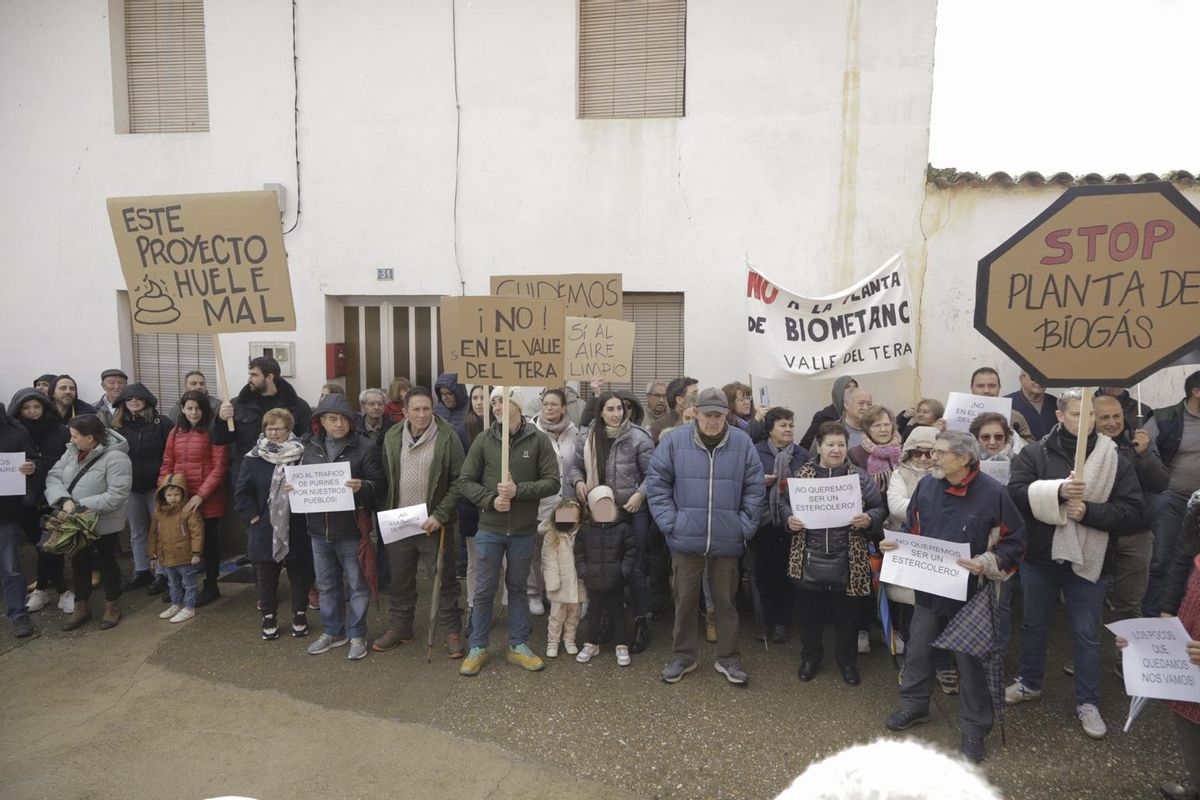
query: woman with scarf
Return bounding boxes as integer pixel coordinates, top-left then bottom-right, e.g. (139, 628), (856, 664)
(723, 382), (766, 444)
(800, 376), (858, 450)
(969, 412), (1016, 461)
(753, 407), (809, 643)
(784, 421), (887, 686)
(234, 408), (313, 640)
(569, 391), (655, 653)
(528, 389), (579, 616)
(157, 390), (229, 605)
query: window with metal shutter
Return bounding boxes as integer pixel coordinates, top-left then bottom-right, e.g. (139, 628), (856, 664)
(125, 0), (210, 133)
(132, 332), (217, 409)
(578, 0), (686, 119)
(578, 292), (684, 403)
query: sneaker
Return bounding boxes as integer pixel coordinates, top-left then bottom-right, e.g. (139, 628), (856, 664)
(546, 641), (560, 658)
(460, 647), (489, 676)
(262, 613), (279, 640)
(307, 633), (350, 655)
(507, 643), (545, 671)
(1005, 678), (1042, 705)
(169, 608), (195, 623)
(961, 734), (986, 764)
(660, 658), (697, 684)
(25, 589), (48, 613)
(57, 591), (75, 614)
(714, 660), (749, 686)
(1077, 703), (1107, 739)
(528, 596), (545, 616)
(1160, 777), (1200, 800)
(564, 641), (579, 655)
(291, 611), (309, 637)
(12, 616), (35, 638)
(857, 630), (871, 654)
(615, 645), (631, 666)
(885, 708), (931, 731)
(159, 604), (181, 619)
(347, 638), (368, 660)
(576, 643), (600, 664)
(937, 668), (960, 696)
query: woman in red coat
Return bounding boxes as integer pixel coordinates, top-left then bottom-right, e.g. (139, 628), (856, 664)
(157, 390), (229, 605)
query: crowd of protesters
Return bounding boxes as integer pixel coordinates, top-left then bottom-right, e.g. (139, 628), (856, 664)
(2, 360), (1198, 794)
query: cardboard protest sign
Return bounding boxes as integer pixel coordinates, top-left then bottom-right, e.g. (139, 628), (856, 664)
(491, 273), (623, 319)
(378, 504), (430, 545)
(1106, 617), (1200, 703)
(0, 453), (26, 497)
(439, 296), (566, 386)
(978, 459), (1011, 485)
(565, 316), (635, 381)
(944, 392), (1012, 433)
(106, 191), (296, 334)
(880, 530), (971, 601)
(283, 463), (354, 513)
(746, 254), (915, 379)
(976, 182), (1200, 386)
(786, 476), (862, 529)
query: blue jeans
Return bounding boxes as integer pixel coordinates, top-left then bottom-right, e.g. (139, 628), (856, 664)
(126, 490), (156, 573)
(0, 520), (30, 624)
(162, 564), (198, 609)
(311, 536), (369, 639)
(1144, 491), (1189, 617)
(1016, 559), (1107, 707)
(470, 530), (534, 650)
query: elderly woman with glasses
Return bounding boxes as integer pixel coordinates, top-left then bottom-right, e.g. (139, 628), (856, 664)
(969, 412), (1016, 461)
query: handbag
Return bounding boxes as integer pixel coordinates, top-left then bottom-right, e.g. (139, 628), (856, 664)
(800, 547), (848, 592)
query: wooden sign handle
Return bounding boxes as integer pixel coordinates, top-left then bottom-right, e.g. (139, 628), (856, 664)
(500, 385), (510, 481)
(1072, 388), (1096, 478)
(212, 334), (236, 432)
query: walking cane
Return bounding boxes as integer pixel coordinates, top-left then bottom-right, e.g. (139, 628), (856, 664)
(427, 524), (446, 663)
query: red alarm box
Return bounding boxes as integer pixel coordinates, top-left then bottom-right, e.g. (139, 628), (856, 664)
(326, 343), (347, 378)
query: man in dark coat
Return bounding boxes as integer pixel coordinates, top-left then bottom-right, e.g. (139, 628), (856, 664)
(1006, 371), (1058, 442)
(433, 373), (469, 440)
(355, 387), (396, 447)
(215, 356), (312, 484)
(0, 406), (38, 637)
(1005, 389), (1143, 741)
(50, 375), (95, 422)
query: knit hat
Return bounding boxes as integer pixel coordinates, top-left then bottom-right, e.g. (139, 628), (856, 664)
(489, 386), (525, 411)
(586, 485), (617, 522)
(696, 387), (729, 414)
(902, 425), (938, 454)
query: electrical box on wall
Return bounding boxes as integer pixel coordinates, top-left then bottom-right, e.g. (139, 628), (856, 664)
(249, 342), (295, 377)
(326, 343), (347, 379)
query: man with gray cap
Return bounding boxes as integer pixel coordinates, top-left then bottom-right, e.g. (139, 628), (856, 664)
(94, 369), (128, 427)
(647, 387), (765, 685)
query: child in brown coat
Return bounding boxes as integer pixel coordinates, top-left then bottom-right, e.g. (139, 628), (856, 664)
(148, 474), (205, 623)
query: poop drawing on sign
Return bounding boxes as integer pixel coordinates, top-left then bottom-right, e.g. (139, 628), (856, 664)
(133, 276), (181, 325)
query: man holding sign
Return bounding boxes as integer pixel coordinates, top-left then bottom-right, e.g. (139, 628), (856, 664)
(881, 431), (1026, 764)
(375, 387), (466, 658)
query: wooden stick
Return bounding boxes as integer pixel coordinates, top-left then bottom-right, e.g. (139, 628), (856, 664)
(500, 385), (510, 481)
(1136, 383), (1143, 424)
(212, 334), (235, 432)
(1073, 388), (1096, 478)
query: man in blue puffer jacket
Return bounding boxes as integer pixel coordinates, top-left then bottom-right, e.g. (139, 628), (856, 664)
(647, 388), (765, 686)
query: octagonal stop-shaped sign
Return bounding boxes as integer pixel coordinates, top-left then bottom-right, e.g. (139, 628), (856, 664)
(975, 182), (1200, 387)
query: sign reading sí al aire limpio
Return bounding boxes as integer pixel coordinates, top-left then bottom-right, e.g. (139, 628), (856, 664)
(106, 191), (296, 334)
(565, 316), (635, 381)
(440, 296), (566, 385)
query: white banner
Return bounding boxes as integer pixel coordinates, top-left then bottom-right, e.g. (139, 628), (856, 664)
(284, 463), (355, 513)
(944, 392), (1012, 433)
(879, 530), (971, 601)
(0, 452), (25, 497)
(378, 503), (431, 545)
(1106, 617), (1200, 703)
(786, 476), (862, 529)
(746, 253), (915, 379)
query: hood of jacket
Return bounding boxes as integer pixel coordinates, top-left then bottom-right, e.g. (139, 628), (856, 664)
(8, 387), (63, 426)
(68, 428), (130, 460)
(615, 390), (645, 426)
(434, 373), (469, 414)
(155, 472), (192, 509)
(309, 393), (358, 435)
(831, 375), (856, 416)
(115, 382), (160, 411)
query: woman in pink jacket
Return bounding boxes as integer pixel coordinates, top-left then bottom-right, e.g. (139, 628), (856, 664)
(157, 390), (229, 606)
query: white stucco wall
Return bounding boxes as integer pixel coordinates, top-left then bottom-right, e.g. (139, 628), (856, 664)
(3, 0), (936, 415)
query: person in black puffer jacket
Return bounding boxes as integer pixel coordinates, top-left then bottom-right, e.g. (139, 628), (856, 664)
(214, 356), (313, 486)
(0, 405), (37, 637)
(574, 486), (637, 666)
(112, 383), (174, 591)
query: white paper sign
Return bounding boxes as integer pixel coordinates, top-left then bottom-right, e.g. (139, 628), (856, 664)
(378, 504), (430, 545)
(879, 530), (971, 601)
(786, 476), (862, 529)
(0, 452), (25, 497)
(1106, 617), (1200, 703)
(284, 463), (355, 513)
(944, 392), (1012, 433)
(750, 374), (770, 409)
(978, 459), (1011, 485)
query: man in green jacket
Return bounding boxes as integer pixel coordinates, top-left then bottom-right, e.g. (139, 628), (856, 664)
(457, 387), (561, 675)
(374, 386), (466, 658)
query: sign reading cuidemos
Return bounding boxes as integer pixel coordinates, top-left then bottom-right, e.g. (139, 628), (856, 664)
(746, 253), (915, 379)
(491, 273), (623, 319)
(565, 316), (635, 381)
(440, 296), (566, 385)
(106, 191), (296, 333)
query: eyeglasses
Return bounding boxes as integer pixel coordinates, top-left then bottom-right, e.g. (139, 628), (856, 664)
(265, 426), (288, 433)
(978, 434), (1007, 442)
(911, 449), (933, 458)
(931, 449), (951, 459)
(869, 422), (893, 431)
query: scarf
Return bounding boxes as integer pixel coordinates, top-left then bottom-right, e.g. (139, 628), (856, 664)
(784, 460), (871, 597)
(582, 420), (629, 492)
(247, 433), (305, 562)
(537, 414), (571, 436)
(766, 438), (797, 525)
(859, 433), (902, 476)
(698, 424), (726, 451)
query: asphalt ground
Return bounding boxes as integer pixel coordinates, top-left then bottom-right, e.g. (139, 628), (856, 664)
(1, 547), (1186, 800)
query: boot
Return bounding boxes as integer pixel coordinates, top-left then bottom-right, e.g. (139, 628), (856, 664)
(62, 600), (92, 631)
(194, 582), (221, 608)
(630, 615), (650, 654)
(146, 574), (168, 596)
(99, 600), (121, 630)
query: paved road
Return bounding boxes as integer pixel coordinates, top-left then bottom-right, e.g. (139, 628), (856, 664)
(1, 561), (1185, 800)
